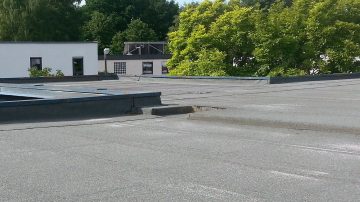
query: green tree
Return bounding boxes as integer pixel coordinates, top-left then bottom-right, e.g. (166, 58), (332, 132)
(240, 0), (293, 9)
(82, 0), (179, 51)
(251, 0), (320, 76)
(111, 19), (158, 54)
(209, 6), (255, 75)
(82, 11), (120, 51)
(168, 0), (256, 76)
(169, 48), (227, 76)
(168, 0), (360, 77)
(167, 0), (229, 75)
(306, 0), (360, 73)
(251, 0), (360, 75)
(0, 0), (82, 41)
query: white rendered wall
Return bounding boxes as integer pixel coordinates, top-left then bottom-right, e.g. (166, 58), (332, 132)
(98, 59), (168, 76)
(0, 43), (98, 78)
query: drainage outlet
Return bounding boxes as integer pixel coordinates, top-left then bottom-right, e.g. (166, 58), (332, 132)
(141, 105), (225, 116)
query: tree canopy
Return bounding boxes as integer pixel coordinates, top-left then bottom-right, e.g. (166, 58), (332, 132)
(82, 0), (179, 51)
(167, 0), (360, 76)
(0, 0), (358, 77)
(0, 0), (179, 52)
(111, 19), (158, 54)
(0, 0), (82, 41)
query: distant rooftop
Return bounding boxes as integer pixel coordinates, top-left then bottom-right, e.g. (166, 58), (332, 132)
(124, 41), (167, 45)
(99, 54), (171, 61)
(123, 41), (167, 56)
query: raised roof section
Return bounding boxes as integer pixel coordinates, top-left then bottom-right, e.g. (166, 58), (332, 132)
(123, 42), (167, 55)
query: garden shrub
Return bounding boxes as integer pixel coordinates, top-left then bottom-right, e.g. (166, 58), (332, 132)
(28, 67), (65, 78)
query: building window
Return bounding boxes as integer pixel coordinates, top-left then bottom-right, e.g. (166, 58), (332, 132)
(161, 61), (169, 74)
(30, 57), (42, 70)
(114, 62), (126, 74)
(142, 62), (153, 75)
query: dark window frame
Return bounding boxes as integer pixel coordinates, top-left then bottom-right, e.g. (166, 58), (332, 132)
(142, 62), (153, 75)
(161, 61), (169, 74)
(30, 57), (42, 70)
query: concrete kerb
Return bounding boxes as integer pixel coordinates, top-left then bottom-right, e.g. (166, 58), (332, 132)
(140, 105), (195, 116)
(130, 75), (269, 81)
(188, 111), (360, 135)
(119, 75), (270, 85)
(119, 73), (360, 84)
(269, 73), (360, 84)
(138, 103), (360, 134)
(0, 92), (162, 123)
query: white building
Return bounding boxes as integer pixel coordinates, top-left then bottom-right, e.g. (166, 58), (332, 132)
(0, 42), (98, 78)
(99, 42), (171, 76)
(98, 54), (171, 75)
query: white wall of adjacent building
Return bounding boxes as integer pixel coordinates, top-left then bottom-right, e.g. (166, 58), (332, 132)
(98, 59), (168, 76)
(0, 42), (98, 78)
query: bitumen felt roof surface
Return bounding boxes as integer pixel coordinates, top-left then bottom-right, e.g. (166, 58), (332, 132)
(1, 78), (360, 201)
(0, 83), (109, 99)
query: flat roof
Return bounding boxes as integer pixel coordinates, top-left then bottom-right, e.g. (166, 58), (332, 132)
(1, 78), (359, 201)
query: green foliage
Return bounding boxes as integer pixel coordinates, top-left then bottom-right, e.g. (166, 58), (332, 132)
(110, 32), (126, 55)
(240, 0), (293, 9)
(168, 0), (360, 77)
(169, 48), (227, 76)
(111, 19), (158, 54)
(55, 70), (65, 77)
(0, 0), (178, 52)
(82, 0), (179, 51)
(268, 67), (306, 77)
(0, 0), (82, 41)
(167, 0), (237, 76)
(209, 6), (255, 74)
(1, 0), (359, 77)
(84, 0), (178, 39)
(168, 0), (258, 76)
(28, 67), (64, 78)
(82, 11), (118, 51)
(306, 0), (360, 73)
(251, 0), (315, 75)
(28, 67), (53, 77)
